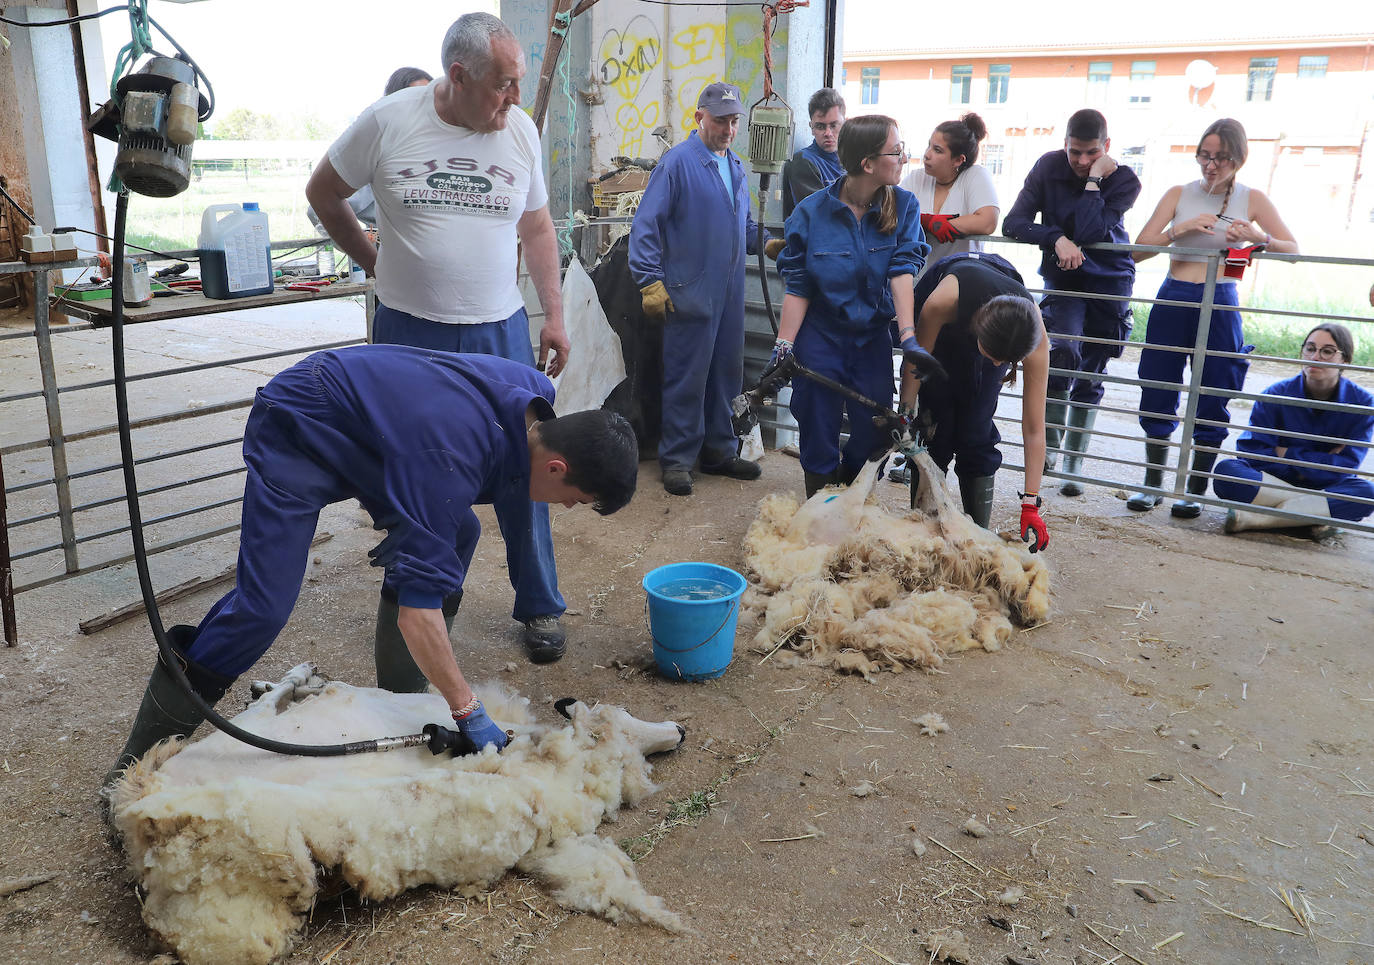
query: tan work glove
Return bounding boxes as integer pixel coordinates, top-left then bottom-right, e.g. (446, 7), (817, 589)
(640, 280), (674, 320)
(763, 238), (786, 261)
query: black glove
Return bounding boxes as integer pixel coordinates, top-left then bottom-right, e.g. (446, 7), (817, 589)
(756, 338), (795, 395)
(902, 345), (947, 385)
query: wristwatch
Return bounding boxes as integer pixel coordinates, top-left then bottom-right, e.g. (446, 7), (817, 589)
(1085, 175), (1104, 186)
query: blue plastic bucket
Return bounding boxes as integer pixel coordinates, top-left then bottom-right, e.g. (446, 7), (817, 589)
(642, 562), (747, 681)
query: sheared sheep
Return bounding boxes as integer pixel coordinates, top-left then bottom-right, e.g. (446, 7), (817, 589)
(744, 451), (1050, 677)
(108, 664), (687, 965)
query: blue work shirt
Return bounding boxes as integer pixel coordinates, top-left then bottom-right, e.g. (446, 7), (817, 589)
(628, 130), (758, 322)
(783, 139), (845, 216)
(777, 177), (929, 341)
(1236, 374), (1374, 489)
(269, 346), (554, 609)
(1002, 150), (1141, 294)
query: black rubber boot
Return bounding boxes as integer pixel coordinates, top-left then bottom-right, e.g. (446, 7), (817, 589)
(1171, 449), (1217, 519)
(103, 625), (234, 791)
(959, 474), (996, 530)
(1127, 441), (1170, 511)
(803, 470), (840, 498)
(1059, 405), (1097, 497)
(1044, 390), (1069, 473)
(374, 588), (462, 693)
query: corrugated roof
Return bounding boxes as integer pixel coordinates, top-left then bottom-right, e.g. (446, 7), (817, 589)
(843, 1), (1374, 58)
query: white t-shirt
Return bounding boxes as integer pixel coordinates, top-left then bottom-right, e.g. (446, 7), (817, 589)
(329, 85), (549, 325)
(899, 163), (999, 272)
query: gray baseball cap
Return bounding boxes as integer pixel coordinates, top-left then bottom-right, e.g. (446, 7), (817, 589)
(698, 82), (745, 117)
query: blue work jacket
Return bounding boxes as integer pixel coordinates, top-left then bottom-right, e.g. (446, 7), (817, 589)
(783, 139), (845, 217)
(276, 347), (554, 609)
(1236, 374), (1374, 489)
(1002, 150), (1141, 294)
(628, 130), (758, 322)
(777, 177), (928, 340)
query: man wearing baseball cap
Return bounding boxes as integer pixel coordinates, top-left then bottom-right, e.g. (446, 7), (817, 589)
(629, 81), (761, 496)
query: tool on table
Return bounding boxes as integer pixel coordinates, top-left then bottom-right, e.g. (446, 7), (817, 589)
(284, 276), (338, 293)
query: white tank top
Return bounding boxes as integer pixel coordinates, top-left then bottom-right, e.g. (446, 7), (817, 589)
(1170, 179), (1252, 263)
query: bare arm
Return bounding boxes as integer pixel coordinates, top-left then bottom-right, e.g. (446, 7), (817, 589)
(777, 292), (809, 343)
(516, 206), (570, 378)
(1230, 189), (1298, 254)
(891, 272), (915, 339)
(396, 605), (473, 713)
(949, 204), (998, 237)
(1019, 310), (1050, 497)
(304, 156), (378, 275)
(1132, 185), (1184, 263)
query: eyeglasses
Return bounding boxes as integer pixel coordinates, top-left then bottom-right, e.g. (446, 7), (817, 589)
(1195, 151), (1235, 167)
(810, 120), (842, 132)
(1301, 342), (1343, 361)
(872, 142), (907, 158)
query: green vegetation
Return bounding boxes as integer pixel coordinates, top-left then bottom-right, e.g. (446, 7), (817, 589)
(124, 168), (321, 253)
(619, 785), (721, 862)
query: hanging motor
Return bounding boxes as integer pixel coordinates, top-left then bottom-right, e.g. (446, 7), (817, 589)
(88, 55), (207, 198)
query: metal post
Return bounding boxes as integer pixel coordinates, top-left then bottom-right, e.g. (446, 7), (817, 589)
(31, 270), (79, 574)
(1, 451), (17, 646)
(1171, 252), (1221, 498)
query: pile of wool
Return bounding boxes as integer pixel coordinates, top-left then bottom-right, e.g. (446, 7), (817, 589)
(743, 450), (1049, 677)
(109, 664), (687, 965)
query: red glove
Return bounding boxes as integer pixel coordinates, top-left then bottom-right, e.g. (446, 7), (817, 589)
(1019, 495), (1049, 553)
(919, 212), (963, 244)
(1222, 244), (1264, 280)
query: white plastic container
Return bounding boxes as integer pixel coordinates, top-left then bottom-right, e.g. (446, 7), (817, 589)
(198, 202), (272, 299)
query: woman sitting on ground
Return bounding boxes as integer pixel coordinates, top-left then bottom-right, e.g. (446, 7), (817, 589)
(1213, 322), (1374, 538)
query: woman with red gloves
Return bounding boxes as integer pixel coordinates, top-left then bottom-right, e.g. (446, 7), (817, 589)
(898, 113), (999, 276)
(899, 253), (1052, 553)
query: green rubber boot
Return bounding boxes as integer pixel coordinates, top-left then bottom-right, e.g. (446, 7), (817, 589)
(1059, 404), (1097, 497)
(1171, 449), (1217, 519)
(959, 474), (997, 530)
(1127, 441), (1170, 511)
(1044, 390), (1070, 473)
(103, 625), (234, 791)
(374, 589), (463, 693)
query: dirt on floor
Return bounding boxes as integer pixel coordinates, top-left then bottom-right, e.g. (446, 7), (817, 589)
(2, 445), (1372, 965)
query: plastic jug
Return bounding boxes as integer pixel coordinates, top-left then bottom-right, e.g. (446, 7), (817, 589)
(198, 202), (273, 299)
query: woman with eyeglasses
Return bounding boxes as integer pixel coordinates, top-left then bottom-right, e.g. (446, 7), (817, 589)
(767, 114), (930, 497)
(1212, 323), (1373, 537)
(899, 112), (999, 274)
(1128, 117), (1298, 517)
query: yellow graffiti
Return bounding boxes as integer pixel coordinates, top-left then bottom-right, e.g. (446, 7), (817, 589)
(615, 100), (661, 157)
(670, 22), (725, 69)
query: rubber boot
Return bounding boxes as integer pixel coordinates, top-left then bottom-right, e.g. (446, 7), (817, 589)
(1043, 390), (1069, 473)
(1127, 441), (1170, 511)
(959, 474), (996, 530)
(103, 625), (235, 791)
(1059, 405), (1097, 497)
(374, 589), (462, 693)
(803, 470), (840, 499)
(1171, 449), (1217, 519)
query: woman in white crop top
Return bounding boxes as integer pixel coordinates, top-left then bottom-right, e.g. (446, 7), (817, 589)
(1125, 118), (1298, 518)
(899, 112), (1000, 276)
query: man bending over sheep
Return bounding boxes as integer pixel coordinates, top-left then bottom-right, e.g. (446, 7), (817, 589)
(105, 347), (638, 789)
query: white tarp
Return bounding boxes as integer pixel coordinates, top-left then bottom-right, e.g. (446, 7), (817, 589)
(548, 256), (627, 413)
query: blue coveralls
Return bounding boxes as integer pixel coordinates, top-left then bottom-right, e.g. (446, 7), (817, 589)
(372, 303), (562, 622)
(628, 131), (758, 472)
(1003, 150), (1141, 405)
(1213, 374), (1374, 522)
(777, 179), (928, 477)
(1137, 278), (1249, 446)
(781, 140), (845, 220)
(185, 347), (556, 677)
(914, 253), (1030, 480)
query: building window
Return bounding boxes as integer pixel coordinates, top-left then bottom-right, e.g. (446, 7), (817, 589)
(1086, 61), (1112, 104)
(1297, 55), (1327, 79)
(950, 65), (972, 105)
(982, 144), (1004, 176)
(860, 67), (879, 106)
(1122, 146), (1145, 177)
(1129, 60), (1155, 104)
(1247, 57), (1277, 101)
(988, 64), (1010, 104)
(841, 67), (848, 86)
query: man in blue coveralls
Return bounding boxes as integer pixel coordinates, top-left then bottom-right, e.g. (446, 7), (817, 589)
(763, 87), (846, 260)
(629, 80), (761, 496)
(1003, 109), (1141, 496)
(104, 347), (638, 787)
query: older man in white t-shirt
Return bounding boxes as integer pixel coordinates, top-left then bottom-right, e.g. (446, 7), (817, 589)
(306, 12), (572, 669)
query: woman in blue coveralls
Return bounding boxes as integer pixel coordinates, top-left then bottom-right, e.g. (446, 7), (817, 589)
(1213, 323), (1374, 538)
(899, 253), (1052, 552)
(1129, 118), (1298, 517)
(770, 114), (929, 498)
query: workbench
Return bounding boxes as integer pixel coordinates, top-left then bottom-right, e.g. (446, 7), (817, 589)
(54, 279), (373, 325)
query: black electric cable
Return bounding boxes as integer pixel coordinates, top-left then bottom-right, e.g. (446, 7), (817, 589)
(51, 224), (197, 263)
(0, 181), (38, 226)
(110, 190), (427, 758)
(755, 172), (778, 335)
(0, 4), (130, 27)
